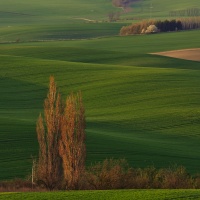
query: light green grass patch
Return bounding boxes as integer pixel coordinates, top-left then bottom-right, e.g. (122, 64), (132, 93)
(1, 190), (200, 200)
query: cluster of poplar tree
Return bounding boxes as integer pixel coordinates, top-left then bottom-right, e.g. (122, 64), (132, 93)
(35, 76), (85, 190)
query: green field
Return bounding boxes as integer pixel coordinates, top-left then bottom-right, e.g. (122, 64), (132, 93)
(1, 0), (200, 43)
(1, 0), (200, 24)
(0, 0), (123, 42)
(0, 0), (200, 181)
(1, 190), (200, 200)
(0, 29), (200, 180)
(128, 0), (200, 19)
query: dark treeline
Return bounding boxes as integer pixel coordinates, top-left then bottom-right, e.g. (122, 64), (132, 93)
(155, 19), (182, 32)
(120, 17), (200, 35)
(169, 8), (200, 17)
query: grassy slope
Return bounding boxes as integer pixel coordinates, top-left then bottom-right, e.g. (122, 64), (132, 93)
(0, 23), (125, 43)
(129, 0), (200, 19)
(0, 0), (200, 181)
(0, 0), (123, 42)
(0, 30), (200, 179)
(0, 0), (115, 23)
(1, 190), (200, 200)
(1, 0), (200, 21)
(1, 0), (200, 42)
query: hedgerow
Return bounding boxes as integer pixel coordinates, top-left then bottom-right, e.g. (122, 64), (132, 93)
(120, 17), (200, 35)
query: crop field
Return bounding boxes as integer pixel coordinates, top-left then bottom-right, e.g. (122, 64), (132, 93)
(0, 29), (200, 180)
(1, 0), (200, 43)
(0, 0), (200, 181)
(1, 0), (200, 23)
(1, 2), (200, 200)
(1, 190), (200, 200)
(0, 23), (125, 43)
(0, 0), (116, 24)
(128, 0), (200, 19)
(0, 0), (124, 43)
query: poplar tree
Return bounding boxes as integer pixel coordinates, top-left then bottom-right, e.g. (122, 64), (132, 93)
(36, 76), (86, 190)
(59, 92), (86, 189)
(36, 76), (63, 190)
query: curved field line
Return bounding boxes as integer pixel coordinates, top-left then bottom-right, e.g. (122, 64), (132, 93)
(0, 11), (34, 16)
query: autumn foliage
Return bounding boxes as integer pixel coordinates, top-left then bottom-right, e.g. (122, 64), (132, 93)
(36, 76), (85, 190)
(120, 17), (200, 36)
(83, 159), (196, 190)
(36, 76), (63, 190)
(59, 92), (86, 189)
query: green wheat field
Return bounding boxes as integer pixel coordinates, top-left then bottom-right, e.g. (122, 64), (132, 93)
(0, 0), (200, 199)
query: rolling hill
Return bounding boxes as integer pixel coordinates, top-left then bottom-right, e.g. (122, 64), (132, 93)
(1, 0), (200, 42)
(0, 29), (200, 179)
(0, 0), (200, 180)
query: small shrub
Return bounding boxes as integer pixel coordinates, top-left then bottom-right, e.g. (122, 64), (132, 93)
(0, 178), (43, 192)
(145, 25), (158, 34)
(85, 159), (129, 190)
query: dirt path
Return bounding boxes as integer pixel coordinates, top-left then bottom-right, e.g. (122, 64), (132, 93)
(150, 48), (200, 62)
(73, 18), (96, 22)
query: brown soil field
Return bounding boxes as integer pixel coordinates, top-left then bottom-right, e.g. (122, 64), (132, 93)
(150, 48), (200, 62)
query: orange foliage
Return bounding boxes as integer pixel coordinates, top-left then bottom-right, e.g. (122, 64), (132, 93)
(36, 76), (86, 190)
(36, 76), (63, 190)
(59, 92), (86, 189)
